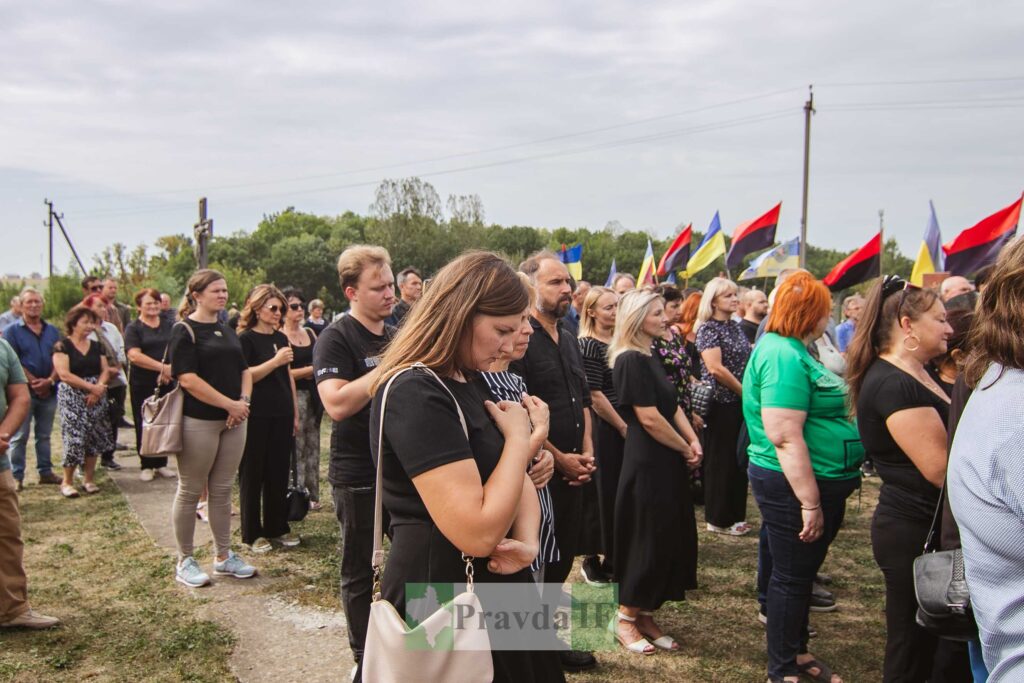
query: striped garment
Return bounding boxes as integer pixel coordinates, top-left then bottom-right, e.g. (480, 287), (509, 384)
(480, 370), (560, 571)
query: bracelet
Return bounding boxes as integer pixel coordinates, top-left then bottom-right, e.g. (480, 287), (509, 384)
(240, 395), (251, 405)
(800, 504), (821, 511)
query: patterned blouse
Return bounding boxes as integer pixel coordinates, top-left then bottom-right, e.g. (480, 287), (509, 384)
(696, 318), (751, 405)
(578, 336), (617, 407)
(652, 331), (693, 415)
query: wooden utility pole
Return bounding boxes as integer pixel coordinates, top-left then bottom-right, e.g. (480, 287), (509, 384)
(799, 86), (814, 268)
(44, 199), (87, 275)
(193, 197), (213, 268)
(45, 199), (54, 278)
(878, 209), (885, 277)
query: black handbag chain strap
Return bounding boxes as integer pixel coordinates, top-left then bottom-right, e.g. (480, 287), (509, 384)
(922, 479), (947, 555)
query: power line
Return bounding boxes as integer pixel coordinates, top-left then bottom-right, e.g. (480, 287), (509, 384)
(819, 75), (1024, 87)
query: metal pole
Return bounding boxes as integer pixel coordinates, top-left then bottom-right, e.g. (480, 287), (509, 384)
(878, 209), (885, 277)
(799, 86), (814, 268)
(45, 199), (54, 279)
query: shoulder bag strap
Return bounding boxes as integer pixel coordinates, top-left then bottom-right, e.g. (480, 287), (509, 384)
(922, 480), (946, 554)
(154, 321), (196, 391)
(372, 363), (470, 594)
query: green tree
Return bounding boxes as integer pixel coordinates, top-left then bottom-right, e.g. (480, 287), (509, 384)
(264, 234), (338, 307)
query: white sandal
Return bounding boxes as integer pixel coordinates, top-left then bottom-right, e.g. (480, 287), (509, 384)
(610, 611), (656, 655)
(638, 610), (680, 650)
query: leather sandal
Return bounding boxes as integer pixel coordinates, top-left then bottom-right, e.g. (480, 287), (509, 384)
(637, 610), (680, 650)
(609, 612), (656, 655)
(83, 482), (100, 495)
(60, 485), (80, 498)
(798, 657), (838, 683)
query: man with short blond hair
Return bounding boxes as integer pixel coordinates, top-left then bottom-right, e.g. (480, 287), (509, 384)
(314, 245), (396, 673)
(0, 296), (21, 334)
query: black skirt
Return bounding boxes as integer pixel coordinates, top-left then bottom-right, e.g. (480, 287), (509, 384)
(613, 417), (698, 609)
(382, 523), (565, 683)
(594, 416), (625, 566)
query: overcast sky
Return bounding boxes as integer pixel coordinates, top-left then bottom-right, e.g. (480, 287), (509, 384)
(3, 1), (1023, 277)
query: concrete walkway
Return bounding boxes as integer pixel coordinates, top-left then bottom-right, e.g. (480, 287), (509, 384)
(107, 452), (354, 682)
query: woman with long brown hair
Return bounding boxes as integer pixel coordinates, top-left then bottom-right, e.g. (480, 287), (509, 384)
(367, 251), (562, 682)
(846, 275), (954, 683)
(237, 284), (299, 553)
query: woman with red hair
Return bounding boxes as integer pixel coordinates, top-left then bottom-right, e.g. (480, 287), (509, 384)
(743, 272), (863, 683)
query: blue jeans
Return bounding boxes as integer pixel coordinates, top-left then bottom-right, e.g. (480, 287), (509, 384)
(968, 638), (989, 682)
(750, 464), (859, 680)
(9, 394), (57, 481)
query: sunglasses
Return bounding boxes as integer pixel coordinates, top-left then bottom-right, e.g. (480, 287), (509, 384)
(896, 281), (922, 321)
(90, 285), (103, 292)
(265, 304), (283, 314)
(288, 303), (304, 311)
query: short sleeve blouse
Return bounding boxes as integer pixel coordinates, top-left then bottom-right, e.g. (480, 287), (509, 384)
(54, 337), (103, 378)
(696, 318), (750, 404)
(578, 336), (617, 406)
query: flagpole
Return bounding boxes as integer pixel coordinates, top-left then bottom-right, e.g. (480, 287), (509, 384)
(799, 85), (814, 269)
(878, 209), (885, 277)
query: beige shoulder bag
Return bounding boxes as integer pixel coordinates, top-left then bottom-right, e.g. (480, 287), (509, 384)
(362, 364), (493, 683)
(140, 321), (194, 456)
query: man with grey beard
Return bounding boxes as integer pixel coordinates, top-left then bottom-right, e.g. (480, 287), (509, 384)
(513, 251), (597, 673)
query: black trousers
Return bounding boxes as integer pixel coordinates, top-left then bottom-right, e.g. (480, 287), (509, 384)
(238, 415), (292, 544)
(703, 400), (748, 528)
(102, 385), (127, 463)
(332, 483), (380, 668)
(128, 381), (169, 469)
(594, 417), (624, 572)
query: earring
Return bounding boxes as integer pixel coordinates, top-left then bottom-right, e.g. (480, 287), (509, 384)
(902, 334), (921, 352)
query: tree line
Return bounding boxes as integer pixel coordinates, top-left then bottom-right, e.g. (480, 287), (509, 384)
(5, 177), (914, 317)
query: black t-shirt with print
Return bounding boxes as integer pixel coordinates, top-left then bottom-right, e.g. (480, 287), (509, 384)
(239, 329), (293, 418)
(313, 314), (395, 486)
(170, 320), (247, 420)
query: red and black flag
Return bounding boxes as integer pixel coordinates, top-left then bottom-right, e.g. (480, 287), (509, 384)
(942, 196), (1022, 276)
(823, 232), (882, 291)
(725, 202), (781, 270)
(657, 224), (692, 277)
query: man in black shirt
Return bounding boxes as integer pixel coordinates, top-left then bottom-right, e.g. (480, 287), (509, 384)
(385, 266), (422, 327)
(512, 252), (597, 673)
(313, 245), (396, 675)
(739, 288), (767, 345)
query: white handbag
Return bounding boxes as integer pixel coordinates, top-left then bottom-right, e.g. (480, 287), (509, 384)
(361, 364), (493, 683)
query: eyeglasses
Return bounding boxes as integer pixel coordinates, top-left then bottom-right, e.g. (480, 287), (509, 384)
(90, 285), (103, 292)
(288, 303), (304, 311)
(896, 281), (922, 321)
(265, 304), (282, 314)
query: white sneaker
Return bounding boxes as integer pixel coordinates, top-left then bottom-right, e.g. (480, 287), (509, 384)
(156, 466), (177, 479)
(139, 469), (156, 482)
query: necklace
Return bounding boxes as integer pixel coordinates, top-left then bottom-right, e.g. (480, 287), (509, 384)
(882, 354), (949, 401)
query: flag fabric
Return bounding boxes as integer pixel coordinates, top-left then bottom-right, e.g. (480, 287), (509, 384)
(942, 196), (1022, 277)
(637, 240), (657, 288)
(664, 272), (677, 285)
(823, 232), (882, 291)
(604, 258), (617, 287)
(683, 212), (726, 278)
(910, 201), (944, 286)
(657, 224), (692, 277)
(738, 236), (801, 280)
(558, 243), (583, 281)
(726, 202), (782, 270)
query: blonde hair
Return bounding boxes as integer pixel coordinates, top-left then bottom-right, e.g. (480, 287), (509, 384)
(337, 245), (391, 293)
(371, 252), (530, 394)
(607, 289), (663, 368)
(694, 277), (738, 333)
(237, 284), (287, 332)
(578, 286), (616, 339)
(177, 269), (225, 320)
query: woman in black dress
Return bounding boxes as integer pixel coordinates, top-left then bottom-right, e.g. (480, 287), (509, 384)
(124, 287), (176, 480)
(696, 277), (752, 535)
(368, 252), (563, 683)
(52, 305), (115, 498)
(577, 285), (624, 582)
(237, 284), (298, 553)
(281, 287), (322, 510)
(609, 290), (702, 654)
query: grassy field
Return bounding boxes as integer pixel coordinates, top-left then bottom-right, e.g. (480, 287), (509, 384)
(5, 422), (887, 682)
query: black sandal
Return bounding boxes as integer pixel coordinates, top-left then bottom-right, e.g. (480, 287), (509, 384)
(797, 658), (837, 682)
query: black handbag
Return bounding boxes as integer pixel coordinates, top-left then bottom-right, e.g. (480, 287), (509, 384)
(912, 483), (977, 641)
(690, 380), (714, 419)
(286, 445), (310, 522)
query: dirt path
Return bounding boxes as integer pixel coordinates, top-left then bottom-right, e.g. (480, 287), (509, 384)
(107, 453), (354, 683)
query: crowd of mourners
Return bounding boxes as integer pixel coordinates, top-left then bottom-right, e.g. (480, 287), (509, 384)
(0, 237), (1022, 683)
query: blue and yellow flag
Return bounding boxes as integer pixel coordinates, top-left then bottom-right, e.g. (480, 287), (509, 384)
(910, 201), (944, 286)
(604, 258), (617, 287)
(683, 212), (726, 278)
(739, 236), (801, 280)
(558, 243), (583, 281)
(637, 240), (657, 287)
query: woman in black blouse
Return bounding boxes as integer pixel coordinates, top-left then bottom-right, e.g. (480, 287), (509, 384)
(282, 287), (322, 510)
(368, 252), (562, 683)
(696, 277), (752, 535)
(52, 305), (114, 498)
(169, 269), (255, 588)
(846, 275), (956, 683)
(124, 287), (176, 480)
(237, 285), (299, 553)
(577, 285), (624, 583)
(609, 290), (702, 654)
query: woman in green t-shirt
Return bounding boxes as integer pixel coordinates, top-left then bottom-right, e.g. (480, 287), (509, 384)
(742, 272), (862, 683)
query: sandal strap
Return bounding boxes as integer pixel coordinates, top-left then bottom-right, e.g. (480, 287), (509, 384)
(616, 611), (637, 623)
